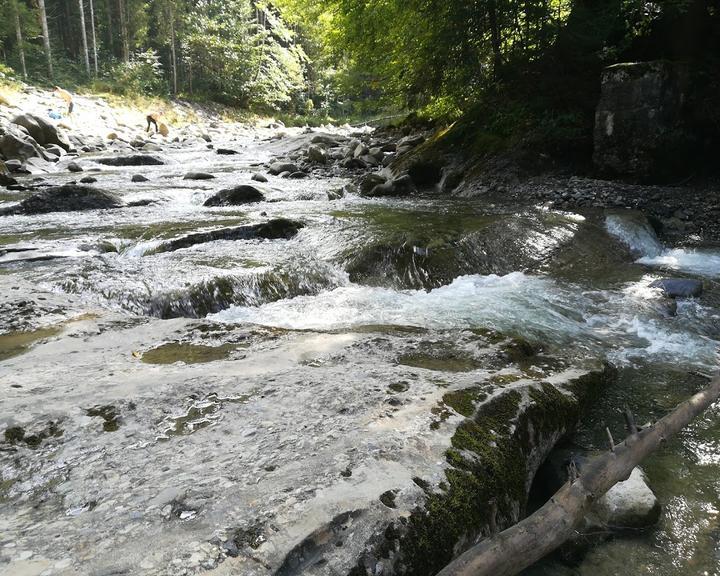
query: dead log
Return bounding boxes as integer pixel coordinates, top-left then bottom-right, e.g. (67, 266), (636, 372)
(437, 374), (720, 576)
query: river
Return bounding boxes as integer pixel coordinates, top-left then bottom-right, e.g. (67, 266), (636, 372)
(1, 129), (719, 575)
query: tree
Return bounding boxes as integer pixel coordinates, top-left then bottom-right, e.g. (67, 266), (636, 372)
(36, 0), (53, 79)
(78, 0), (91, 74)
(11, 0), (28, 79)
(89, 0), (99, 75)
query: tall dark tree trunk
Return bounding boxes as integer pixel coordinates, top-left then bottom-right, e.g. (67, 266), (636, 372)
(105, 0), (115, 57)
(12, 0), (28, 79)
(78, 0), (91, 74)
(488, 0), (503, 78)
(36, 0), (53, 79)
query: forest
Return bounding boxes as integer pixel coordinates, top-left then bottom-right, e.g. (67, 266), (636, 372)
(1, 0), (719, 126)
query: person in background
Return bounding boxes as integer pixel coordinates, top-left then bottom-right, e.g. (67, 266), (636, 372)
(146, 112), (169, 136)
(54, 86), (74, 116)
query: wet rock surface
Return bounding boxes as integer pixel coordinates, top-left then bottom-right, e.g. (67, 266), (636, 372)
(203, 185), (266, 206)
(0, 184), (123, 215)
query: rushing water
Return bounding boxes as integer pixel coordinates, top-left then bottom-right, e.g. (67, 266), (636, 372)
(1, 135), (719, 574)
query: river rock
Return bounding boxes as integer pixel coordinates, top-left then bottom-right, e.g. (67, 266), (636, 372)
(307, 145), (327, 164)
(0, 173), (18, 187)
(216, 148), (239, 155)
(204, 185), (265, 207)
(131, 174), (149, 183)
(268, 161), (300, 176)
(357, 172), (387, 195)
(0, 124), (51, 162)
(650, 278), (703, 298)
(153, 219), (304, 253)
(594, 467), (661, 528)
(311, 134), (342, 147)
(95, 155), (165, 167)
(366, 174), (416, 198)
(183, 172), (215, 180)
(11, 114), (71, 151)
(80, 176), (98, 184)
(251, 173), (268, 183)
(67, 161), (83, 173)
(0, 184), (122, 216)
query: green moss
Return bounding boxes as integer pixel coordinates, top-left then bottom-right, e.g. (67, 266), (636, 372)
(393, 362), (625, 576)
(141, 342), (237, 364)
(442, 387), (489, 417)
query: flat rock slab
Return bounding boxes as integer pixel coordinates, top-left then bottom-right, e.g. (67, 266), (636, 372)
(0, 293), (611, 576)
(0, 184), (122, 215)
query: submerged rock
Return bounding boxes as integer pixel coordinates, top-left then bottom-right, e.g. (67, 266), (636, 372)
(204, 185), (265, 207)
(0, 184), (122, 215)
(95, 154), (165, 167)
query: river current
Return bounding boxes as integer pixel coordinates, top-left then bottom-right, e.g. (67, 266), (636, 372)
(1, 133), (719, 575)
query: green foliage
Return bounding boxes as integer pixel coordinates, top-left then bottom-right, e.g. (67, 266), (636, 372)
(105, 50), (167, 95)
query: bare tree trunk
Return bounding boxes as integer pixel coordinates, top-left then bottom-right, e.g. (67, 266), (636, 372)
(118, 0), (129, 62)
(12, 0), (28, 79)
(78, 0), (91, 74)
(36, 0), (53, 79)
(89, 0), (99, 75)
(437, 375), (720, 576)
(169, 10), (178, 94)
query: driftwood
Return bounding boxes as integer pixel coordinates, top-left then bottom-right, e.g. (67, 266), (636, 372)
(437, 374), (720, 576)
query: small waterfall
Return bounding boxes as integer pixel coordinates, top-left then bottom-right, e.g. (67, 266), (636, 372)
(606, 213), (720, 278)
(605, 213), (664, 258)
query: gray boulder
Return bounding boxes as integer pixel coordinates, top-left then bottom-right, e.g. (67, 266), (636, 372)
(0, 124), (51, 162)
(594, 467), (661, 529)
(307, 145), (327, 164)
(311, 134), (342, 147)
(204, 185), (265, 207)
(183, 172), (215, 180)
(651, 278), (703, 298)
(251, 173), (268, 183)
(11, 114), (71, 151)
(131, 174), (149, 183)
(67, 161), (83, 173)
(268, 161), (300, 175)
(357, 172), (387, 195)
(0, 184), (122, 216)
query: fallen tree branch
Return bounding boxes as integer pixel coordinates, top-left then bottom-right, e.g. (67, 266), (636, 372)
(436, 374), (720, 576)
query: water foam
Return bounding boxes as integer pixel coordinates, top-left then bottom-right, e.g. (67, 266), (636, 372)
(606, 213), (720, 278)
(211, 272), (719, 369)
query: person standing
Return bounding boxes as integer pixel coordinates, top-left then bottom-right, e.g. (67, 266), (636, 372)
(54, 86), (74, 116)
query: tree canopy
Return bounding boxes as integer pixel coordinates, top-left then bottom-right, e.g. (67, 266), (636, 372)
(0, 0), (718, 119)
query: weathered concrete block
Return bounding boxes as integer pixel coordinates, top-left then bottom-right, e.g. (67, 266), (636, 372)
(593, 61), (692, 180)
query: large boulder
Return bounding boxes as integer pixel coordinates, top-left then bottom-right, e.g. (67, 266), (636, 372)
(204, 185), (265, 207)
(11, 114), (71, 151)
(593, 61), (694, 180)
(0, 184), (122, 216)
(0, 124), (51, 162)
